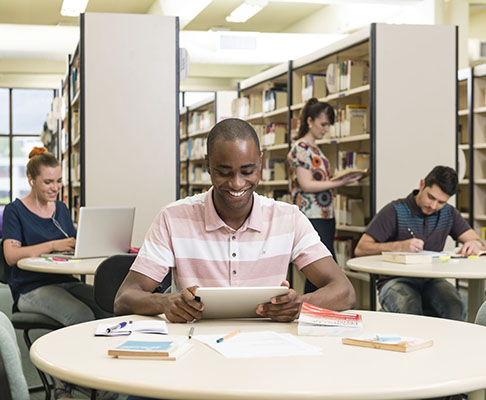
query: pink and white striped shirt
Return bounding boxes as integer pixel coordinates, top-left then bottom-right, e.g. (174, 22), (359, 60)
(131, 187), (331, 291)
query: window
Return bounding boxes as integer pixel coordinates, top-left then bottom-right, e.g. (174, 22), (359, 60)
(0, 88), (54, 205)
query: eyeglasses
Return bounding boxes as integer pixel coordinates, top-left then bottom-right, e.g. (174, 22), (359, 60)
(51, 217), (70, 239)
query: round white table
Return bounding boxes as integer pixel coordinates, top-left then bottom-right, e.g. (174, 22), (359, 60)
(347, 255), (486, 322)
(17, 257), (106, 275)
(30, 312), (486, 400)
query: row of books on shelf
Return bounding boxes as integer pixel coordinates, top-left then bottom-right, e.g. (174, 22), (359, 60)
(191, 165), (210, 183)
(262, 88), (287, 113)
(301, 73), (326, 102)
(231, 87), (288, 118)
(326, 59), (369, 94)
(187, 110), (214, 134)
(335, 237), (354, 270)
(180, 138), (207, 161)
(254, 123), (287, 147)
(70, 66), (80, 102)
(261, 158), (287, 182)
(71, 110), (80, 143)
(329, 105), (368, 138)
(337, 151), (370, 172)
(334, 195), (365, 227)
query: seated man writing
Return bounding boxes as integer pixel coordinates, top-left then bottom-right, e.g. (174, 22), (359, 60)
(354, 166), (486, 320)
(115, 118), (356, 322)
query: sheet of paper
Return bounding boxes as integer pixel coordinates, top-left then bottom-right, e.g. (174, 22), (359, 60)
(194, 330), (322, 358)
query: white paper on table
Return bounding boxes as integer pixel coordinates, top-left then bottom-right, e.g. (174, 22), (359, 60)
(194, 330), (322, 358)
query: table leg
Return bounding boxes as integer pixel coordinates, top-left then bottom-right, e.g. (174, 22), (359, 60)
(467, 279), (485, 323)
(370, 274), (377, 311)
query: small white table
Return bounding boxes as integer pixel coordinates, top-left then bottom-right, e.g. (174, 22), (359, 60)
(30, 312), (486, 400)
(17, 257), (106, 276)
(347, 255), (486, 322)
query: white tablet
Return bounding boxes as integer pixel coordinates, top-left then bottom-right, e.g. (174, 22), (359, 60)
(195, 286), (289, 319)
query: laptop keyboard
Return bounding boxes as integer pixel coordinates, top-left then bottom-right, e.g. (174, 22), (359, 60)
(54, 251), (75, 256)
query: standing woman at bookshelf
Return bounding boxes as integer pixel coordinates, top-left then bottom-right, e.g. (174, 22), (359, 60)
(288, 98), (360, 293)
(1, 147), (109, 326)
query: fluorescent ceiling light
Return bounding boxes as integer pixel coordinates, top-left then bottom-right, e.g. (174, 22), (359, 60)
(61, 0), (89, 17)
(226, 0), (268, 23)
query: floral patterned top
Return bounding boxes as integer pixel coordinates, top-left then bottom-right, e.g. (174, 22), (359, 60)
(288, 139), (334, 219)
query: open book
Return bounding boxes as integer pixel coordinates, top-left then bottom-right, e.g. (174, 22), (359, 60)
(342, 336), (433, 353)
(95, 320), (168, 336)
(330, 168), (368, 181)
(108, 339), (192, 360)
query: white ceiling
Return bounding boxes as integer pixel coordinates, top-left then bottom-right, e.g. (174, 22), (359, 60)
(0, 0), (477, 89)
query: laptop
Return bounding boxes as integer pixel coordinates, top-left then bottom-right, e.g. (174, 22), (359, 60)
(42, 206), (135, 259)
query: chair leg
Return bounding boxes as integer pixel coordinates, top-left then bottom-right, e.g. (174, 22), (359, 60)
(91, 389), (97, 400)
(23, 329), (52, 400)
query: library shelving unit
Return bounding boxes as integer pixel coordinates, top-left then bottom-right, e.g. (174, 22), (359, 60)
(233, 24), (457, 302)
(472, 64), (486, 239)
(59, 54), (73, 215)
(179, 91), (237, 197)
(234, 62), (292, 202)
(457, 67), (471, 223)
(61, 12), (179, 245)
(459, 64), (486, 240)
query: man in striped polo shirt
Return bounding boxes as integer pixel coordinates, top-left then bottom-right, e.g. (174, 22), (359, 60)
(115, 118), (356, 323)
(355, 166), (486, 320)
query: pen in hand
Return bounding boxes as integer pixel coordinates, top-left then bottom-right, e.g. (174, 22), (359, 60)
(105, 321), (132, 334)
(407, 228), (415, 238)
(188, 326), (194, 339)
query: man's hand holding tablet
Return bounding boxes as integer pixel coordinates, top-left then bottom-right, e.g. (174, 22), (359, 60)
(255, 281), (301, 322)
(162, 285), (204, 323)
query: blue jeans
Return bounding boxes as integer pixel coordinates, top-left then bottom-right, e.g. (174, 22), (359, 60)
(18, 281), (111, 326)
(379, 277), (465, 321)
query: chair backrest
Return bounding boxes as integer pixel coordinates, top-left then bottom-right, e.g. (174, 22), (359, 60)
(94, 254), (137, 314)
(94, 253), (172, 314)
(0, 312), (29, 400)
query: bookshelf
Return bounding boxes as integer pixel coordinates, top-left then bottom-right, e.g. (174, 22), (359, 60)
(231, 24), (457, 301)
(179, 91), (237, 197)
(458, 64), (486, 238)
(61, 12), (179, 245)
(234, 62), (292, 203)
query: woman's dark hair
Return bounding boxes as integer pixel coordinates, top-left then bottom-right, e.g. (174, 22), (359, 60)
(26, 147), (59, 179)
(423, 166), (459, 196)
(297, 98), (335, 139)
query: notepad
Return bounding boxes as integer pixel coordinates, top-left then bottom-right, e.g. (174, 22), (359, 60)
(95, 320), (168, 336)
(194, 330), (322, 358)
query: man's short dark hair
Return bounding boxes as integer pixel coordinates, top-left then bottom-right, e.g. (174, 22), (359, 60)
(206, 118), (260, 157)
(423, 166), (458, 196)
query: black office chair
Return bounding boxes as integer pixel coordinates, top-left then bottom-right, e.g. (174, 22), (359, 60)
(94, 253), (171, 314)
(0, 239), (63, 400)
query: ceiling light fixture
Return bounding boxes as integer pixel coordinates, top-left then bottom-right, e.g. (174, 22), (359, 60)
(226, 0), (268, 23)
(61, 0), (89, 17)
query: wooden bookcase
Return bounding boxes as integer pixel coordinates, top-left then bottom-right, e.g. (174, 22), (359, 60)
(61, 12), (179, 246)
(458, 64), (486, 240)
(234, 62), (292, 202)
(179, 91), (237, 197)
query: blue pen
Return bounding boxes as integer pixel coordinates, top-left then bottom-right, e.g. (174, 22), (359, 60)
(105, 321), (132, 333)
